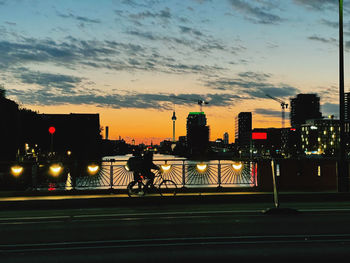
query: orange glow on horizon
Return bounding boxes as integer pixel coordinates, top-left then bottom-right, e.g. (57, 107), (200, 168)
(27, 101), (283, 145)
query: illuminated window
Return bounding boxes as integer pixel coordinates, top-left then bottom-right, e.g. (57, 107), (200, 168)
(318, 166), (321, 177)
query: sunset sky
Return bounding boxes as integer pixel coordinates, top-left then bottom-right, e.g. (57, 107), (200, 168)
(1, 0), (350, 144)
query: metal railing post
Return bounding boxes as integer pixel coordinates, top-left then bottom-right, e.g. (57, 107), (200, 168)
(182, 160), (186, 187)
(110, 162), (114, 189)
(271, 159), (279, 208)
(71, 161), (77, 190)
(217, 160), (221, 187)
(31, 163), (38, 191)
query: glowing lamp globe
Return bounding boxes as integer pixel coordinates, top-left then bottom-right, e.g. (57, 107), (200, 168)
(48, 126), (56, 134)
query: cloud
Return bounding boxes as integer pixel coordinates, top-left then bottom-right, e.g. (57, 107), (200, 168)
(4, 21), (16, 26)
(204, 71), (300, 99)
(293, 0), (336, 11)
(321, 103), (338, 117)
(238, 71), (271, 81)
(320, 19), (338, 29)
(7, 88), (241, 110)
(254, 108), (281, 118)
(179, 26), (203, 37)
(308, 34), (350, 51)
(125, 27), (234, 56)
(308, 35), (337, 45)
(228, 0), (283, 25)
(129, 8), (171, 20)
(0, 35), (224, 76)
(15, 68), (82, 92)
(293, 0), (350, 13)
(57, 12), (101, 24)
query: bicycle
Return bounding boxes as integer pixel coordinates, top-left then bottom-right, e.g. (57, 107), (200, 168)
(127, 170), (177, 197)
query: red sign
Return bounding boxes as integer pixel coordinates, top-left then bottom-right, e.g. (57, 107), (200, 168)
(48, 126), (56, 134)
(252, 132), (267, 140)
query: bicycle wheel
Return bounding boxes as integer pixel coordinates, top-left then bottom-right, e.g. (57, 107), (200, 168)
(158, 180), (177, 196)
(127, 180), (146, 197)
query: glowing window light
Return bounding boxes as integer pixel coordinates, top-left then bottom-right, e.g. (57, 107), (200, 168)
(11, 165), (23, 177)
(318, 166), (321, 177)
(232, 163), (242, 170)
(161, 164), (171, 172)
(49, 164), (62, 176)
(87, 164), (99, 175)
(196, 163), (207, 172)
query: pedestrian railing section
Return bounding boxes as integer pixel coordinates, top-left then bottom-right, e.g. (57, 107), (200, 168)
(0, 159), (258, 191)
(72, 159), (258, 190)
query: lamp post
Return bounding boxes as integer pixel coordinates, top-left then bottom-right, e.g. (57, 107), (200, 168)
(338, 0), (349, 192)
(48, 126), (56, 155)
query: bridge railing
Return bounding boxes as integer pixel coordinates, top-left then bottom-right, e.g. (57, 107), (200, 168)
(72, 159), (258, 190)
(0, 159), (258, 191)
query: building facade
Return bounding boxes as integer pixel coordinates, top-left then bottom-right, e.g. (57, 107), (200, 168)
(290, 94), (322, 128)
(235, 112), (252, 155)
(301, 118), (340, 156)
(186, 112), (209, 156)
(223, 132), (229, 145)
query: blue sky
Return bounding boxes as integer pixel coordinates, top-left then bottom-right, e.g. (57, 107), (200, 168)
(0, 0), (349, 143)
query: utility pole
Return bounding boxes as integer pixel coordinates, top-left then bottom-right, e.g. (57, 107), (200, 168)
(338, 0), (349, 192)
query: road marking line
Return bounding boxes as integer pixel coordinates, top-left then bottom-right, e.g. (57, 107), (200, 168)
(2, 234), (350, 253)
(2, 233), (350, 248)
(1, 207), (350, 224)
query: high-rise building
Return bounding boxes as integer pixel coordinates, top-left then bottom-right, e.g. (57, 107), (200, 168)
(223, 132), (229, 144)
(235, 112), (252, 150)
(105, 126), (109, 140)
(301, 117), (340, 156)
(290, 94), (322, 128)
(186, 112), (209, 156)
(345, 92), (350, 121)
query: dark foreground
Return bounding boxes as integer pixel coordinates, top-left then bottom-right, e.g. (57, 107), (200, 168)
(1, 193), (350, 262)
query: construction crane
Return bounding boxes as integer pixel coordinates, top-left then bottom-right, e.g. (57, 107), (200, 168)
(169, 95), (209, 112)
(265, 94), (288, 128)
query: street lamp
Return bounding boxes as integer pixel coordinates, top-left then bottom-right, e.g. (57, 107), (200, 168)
(48, 126), (56, 155)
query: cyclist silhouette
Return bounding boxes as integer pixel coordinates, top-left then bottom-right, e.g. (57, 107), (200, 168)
(140, 151), (160, 188)
(127, 150), (143, 181)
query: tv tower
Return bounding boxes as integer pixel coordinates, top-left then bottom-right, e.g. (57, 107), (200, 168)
(172, 110), (177, 142)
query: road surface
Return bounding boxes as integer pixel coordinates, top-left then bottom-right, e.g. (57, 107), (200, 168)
(1, 197), (350, 262)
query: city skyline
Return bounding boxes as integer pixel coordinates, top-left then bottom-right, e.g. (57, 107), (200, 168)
(1, 0), (350, 144)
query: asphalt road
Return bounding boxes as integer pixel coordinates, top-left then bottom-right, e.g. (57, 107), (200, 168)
(2, 199), (350, 262)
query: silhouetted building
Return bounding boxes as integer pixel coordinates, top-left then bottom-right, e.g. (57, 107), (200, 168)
(252, 128), (282, 157)
(290, 94), (322, 128)
(235, 112), (252, 155)
(301, 117), (340, 156)
(105, 126), (109, 140)
(223, 132), (229, 145)
(186, 112), (209, 157)
(40, 113), (102, 160)
(0, 90), (20, 161)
